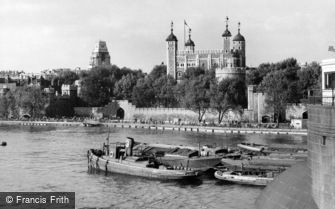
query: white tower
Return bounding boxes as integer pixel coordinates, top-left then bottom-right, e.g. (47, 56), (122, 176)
(166, 22), (178, 79)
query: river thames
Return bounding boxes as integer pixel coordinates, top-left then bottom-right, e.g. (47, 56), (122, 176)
(0, 125), (306, 209)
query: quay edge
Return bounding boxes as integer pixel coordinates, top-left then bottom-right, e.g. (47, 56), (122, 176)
(0, 120), (307, 136)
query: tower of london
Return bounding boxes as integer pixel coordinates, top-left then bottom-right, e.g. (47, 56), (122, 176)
(166, 17), (246, 81)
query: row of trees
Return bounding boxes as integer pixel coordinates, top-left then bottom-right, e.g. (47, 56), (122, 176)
(78, 65), (246, 123)
(0, 86), (47, 119)
(0, 58), (321, 123)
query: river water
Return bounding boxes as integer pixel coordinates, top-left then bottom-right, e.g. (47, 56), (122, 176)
(0, 125), (306, 209)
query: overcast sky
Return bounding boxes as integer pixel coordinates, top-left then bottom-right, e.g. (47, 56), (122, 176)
(1, 0), (335, 73)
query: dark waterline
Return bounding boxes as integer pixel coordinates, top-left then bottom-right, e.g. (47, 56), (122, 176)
(0, 125), (306, 209)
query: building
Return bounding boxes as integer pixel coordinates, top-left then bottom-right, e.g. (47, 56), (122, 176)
(166, 18), (246, 81)
(61, 84), (77, 98)
(89, 40), (111, 69)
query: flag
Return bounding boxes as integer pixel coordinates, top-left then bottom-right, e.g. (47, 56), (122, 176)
(184, 20), (189, 28)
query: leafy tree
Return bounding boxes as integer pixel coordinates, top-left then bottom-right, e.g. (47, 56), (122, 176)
(298, 62), (321, 99)
(58, 70), (79, 85)
(14, 86), (48, 118)
(80, 68), (115, 106)
(131, 77), (155, 107)
(259, 70), (289, 124)
(210, 77), (246, 123)
(114, 74), (138, 100)
(183, 74), (211, 123)
(182, 67), (205, 80)
(246, 64), (272, 85)
(152, 75), (178, 107)
(149, 65), (166, 80)
(0, 91), (13, 118)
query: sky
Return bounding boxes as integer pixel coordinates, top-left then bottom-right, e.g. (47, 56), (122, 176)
(1, 0), (335, 73)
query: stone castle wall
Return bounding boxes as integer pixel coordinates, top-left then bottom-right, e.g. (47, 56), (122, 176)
(74, 100), (242, 123)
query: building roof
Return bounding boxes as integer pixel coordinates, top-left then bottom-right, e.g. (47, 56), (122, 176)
(222, 29), (232, 37)
(233, 32), (245, 41)
(166, 32), (178, 42)
(92, 40), (109, 53)
(185, 38), (195, 47)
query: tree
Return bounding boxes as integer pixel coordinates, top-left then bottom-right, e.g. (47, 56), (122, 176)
(58, 70), (79, 85)
(14, 86), (48, 118)
(152, 75), (178, 107)
(259, 70), (289, 124)
(149, 65), (167, 80)
(246, 64), (272, 85)
(298, 62), (321, 99)
(113, 73), (138, 100)
(80, 67), (115, 107)
(183, 74), (211, 123)
(182, 67), (205, 80)
(131, 77), (155, 107)
(210, 78), (246, 124)
(0, 91), (13, 118)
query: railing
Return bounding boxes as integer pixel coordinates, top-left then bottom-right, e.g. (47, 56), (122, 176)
(307, 89), (335, 106)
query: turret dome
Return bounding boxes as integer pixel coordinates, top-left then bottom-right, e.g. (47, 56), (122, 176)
(166, 33), (178, 42)
(185, 39), (195, 47)
(233, 22), (245, 41)
(233, 33), (245, 42)
(222, 29), (232, 37)
(166, 21), (178, 42)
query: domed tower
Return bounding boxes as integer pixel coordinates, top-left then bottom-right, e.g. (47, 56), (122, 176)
(222, 16), (232, 54)
(232, 22), (246, 67)
(185, 28), (195, 52)
(166, 21), (178, 79)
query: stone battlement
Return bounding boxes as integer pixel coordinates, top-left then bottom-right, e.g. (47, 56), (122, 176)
(177, 49), (223, 56)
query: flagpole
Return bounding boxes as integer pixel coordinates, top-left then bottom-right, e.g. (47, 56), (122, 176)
(184, 20), (186, 50)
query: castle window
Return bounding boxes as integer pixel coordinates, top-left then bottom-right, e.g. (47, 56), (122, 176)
(321, 136), (326, 146)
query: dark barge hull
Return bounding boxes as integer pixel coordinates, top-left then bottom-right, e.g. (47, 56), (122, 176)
(87, 150), (198, 180)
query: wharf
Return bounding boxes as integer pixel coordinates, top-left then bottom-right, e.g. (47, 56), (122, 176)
(0, 120), (307, 136)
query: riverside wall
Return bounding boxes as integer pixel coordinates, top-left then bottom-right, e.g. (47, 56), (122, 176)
(0, 120), (307, 136)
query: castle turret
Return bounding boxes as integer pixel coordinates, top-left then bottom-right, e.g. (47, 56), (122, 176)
(222, 16), (232, 54)
(185, 28), (195, 52)
(166, 21), (178, 79)
(233, 22), (246, 67)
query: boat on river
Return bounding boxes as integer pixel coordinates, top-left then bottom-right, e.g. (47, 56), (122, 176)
(132, 143), (226, 172)
(221, 155), (305, 168)
(83, 119), (102, 127)
(237, 143), (266, 152)
(87, 138), (198, 180)
(214, 169), (277, 186)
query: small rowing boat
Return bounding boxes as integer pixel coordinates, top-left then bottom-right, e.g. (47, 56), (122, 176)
(237, 143), (266, 152)
(214, 169), (277, 186)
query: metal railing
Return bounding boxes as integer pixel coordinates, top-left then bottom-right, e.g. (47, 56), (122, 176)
(307, 89), (335, 106)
